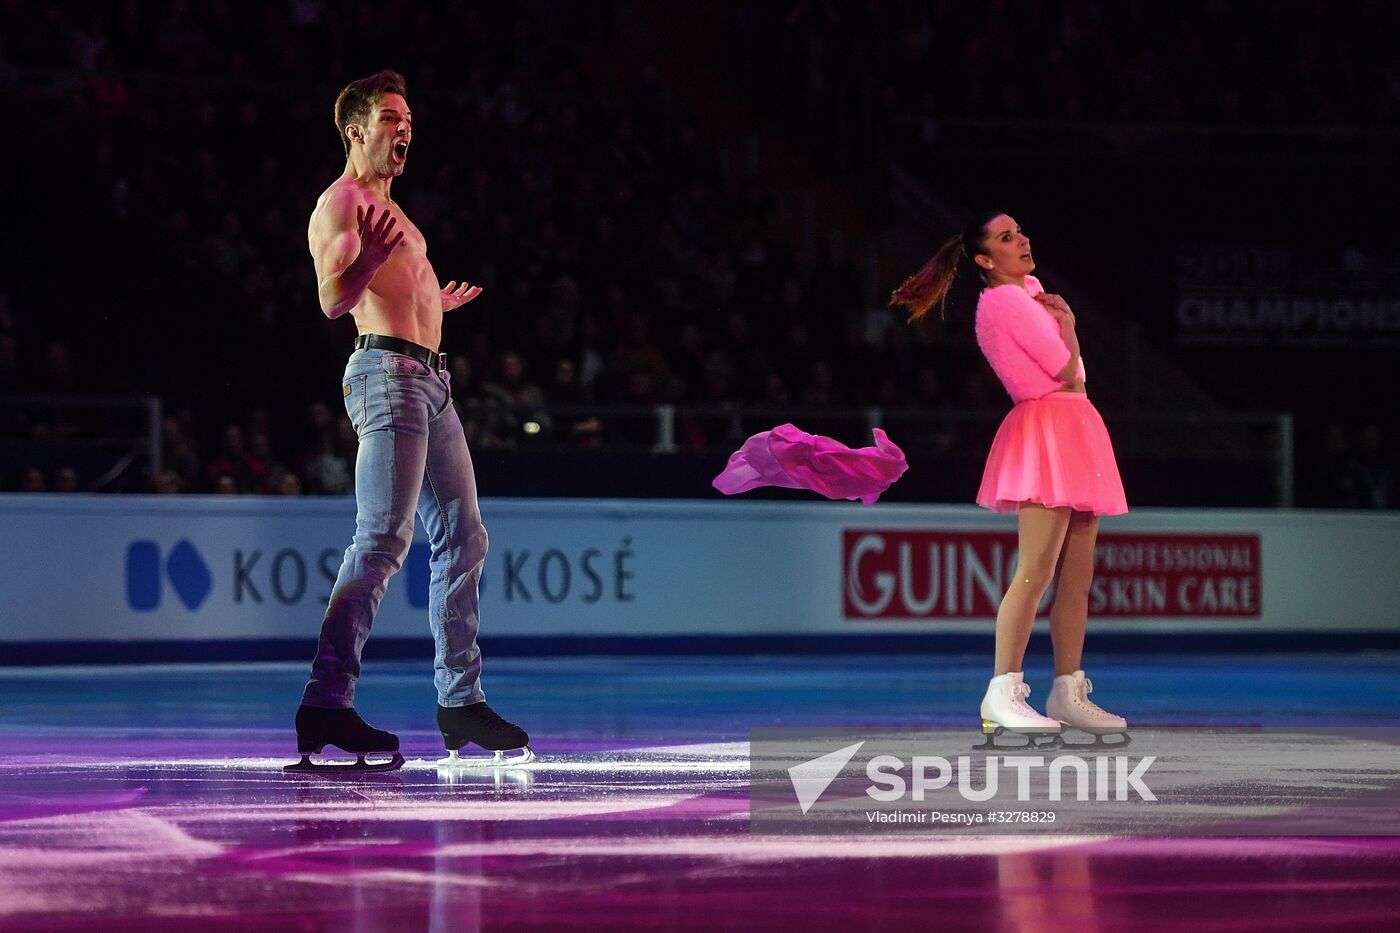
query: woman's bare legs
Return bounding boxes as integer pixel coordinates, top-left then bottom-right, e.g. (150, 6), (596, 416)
(1044, 510), (1125, 737)
(994, 504), (1071, 675)
(1050, 510), (1101, 676)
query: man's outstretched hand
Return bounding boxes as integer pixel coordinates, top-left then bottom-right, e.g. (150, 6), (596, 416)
(441, 280), (484, 311)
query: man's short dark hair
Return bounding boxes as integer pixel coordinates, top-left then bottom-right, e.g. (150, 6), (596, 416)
(333, 69), (407, 156)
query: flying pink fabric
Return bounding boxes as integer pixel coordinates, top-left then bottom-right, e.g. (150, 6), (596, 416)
(712, 423), (908, 506)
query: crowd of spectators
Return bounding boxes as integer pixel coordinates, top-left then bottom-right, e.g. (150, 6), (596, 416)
(1306, 423), (1395, 510)
(724, 0), (1398, 177)
(1, 1), (1394, 506)
(1, 0), (993, 495)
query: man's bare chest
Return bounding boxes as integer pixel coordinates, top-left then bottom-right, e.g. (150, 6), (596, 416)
(379, 202), (426, 254)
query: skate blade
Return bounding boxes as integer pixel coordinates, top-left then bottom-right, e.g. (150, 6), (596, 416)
(436, 746), (537, 768)
(975, 722), (1062, 751)
(1057, 731), (1131, 750)
(283, 752), (405, 774)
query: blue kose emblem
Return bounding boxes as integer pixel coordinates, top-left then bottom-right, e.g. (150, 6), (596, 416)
(126, 539), (214, 611)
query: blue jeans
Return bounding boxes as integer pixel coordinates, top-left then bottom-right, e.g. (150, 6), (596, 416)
(302, 347), (488, 710)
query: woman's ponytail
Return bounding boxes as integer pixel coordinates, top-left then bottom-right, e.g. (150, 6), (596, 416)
(891, 211), (1006, 322)
(890, 234), (966, 322)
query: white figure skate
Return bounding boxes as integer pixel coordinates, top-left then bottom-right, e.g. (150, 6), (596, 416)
(977, 672), (1063, 749)
(1046, 670), (1130, 748)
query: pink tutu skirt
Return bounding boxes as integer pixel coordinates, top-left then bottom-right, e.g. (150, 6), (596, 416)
(976, 392), (1127, 515)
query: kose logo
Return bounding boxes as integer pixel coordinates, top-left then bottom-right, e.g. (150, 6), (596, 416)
(127, 539), (214, 611)
(125, 540), (469, 613)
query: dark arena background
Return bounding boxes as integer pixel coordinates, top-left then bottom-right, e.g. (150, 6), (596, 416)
(2, 2), (1399, 931)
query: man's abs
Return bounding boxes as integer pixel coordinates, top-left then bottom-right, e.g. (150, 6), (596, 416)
(350, 251), (443, 350)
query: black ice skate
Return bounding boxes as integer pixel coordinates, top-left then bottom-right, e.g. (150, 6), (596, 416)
(437, 702), (536, 767)
(284, 705), (405, 773)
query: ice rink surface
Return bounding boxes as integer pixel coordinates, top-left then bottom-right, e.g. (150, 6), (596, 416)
(2, 653), (1399, 931)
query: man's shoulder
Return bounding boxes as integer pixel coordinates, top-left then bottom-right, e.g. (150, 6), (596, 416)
(312, 178), (368, 222)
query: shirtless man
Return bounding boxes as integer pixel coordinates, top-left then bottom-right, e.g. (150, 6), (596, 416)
(287, 70), (531, 773)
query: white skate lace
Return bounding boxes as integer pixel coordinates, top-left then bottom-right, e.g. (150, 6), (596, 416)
(1011, 682), (1039, 716)
(1075, 678), (1115, 718)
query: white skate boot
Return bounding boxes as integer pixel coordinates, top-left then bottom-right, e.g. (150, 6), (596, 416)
(977, 672), (1063, 749)
(1046, 670), (1130, 748)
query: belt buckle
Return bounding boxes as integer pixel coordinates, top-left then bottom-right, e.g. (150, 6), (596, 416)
(433, 351), (446, 373)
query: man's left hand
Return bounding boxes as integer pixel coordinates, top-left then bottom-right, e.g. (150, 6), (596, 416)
(442, 280), (484, 311)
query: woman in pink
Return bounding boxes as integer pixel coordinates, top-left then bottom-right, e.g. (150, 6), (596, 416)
(892, 212), (1128, 748)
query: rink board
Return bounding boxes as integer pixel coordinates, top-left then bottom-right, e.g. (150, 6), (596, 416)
(1, 494), (1397, 657)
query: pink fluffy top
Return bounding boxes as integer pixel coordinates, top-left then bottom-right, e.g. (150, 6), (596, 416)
(974, 275), (1086, 402)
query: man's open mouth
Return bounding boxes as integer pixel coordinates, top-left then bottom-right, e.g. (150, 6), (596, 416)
(393, 141), (409, 160)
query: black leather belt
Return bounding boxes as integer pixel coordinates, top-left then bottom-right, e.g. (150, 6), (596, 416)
(354, 334), (445, 371)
